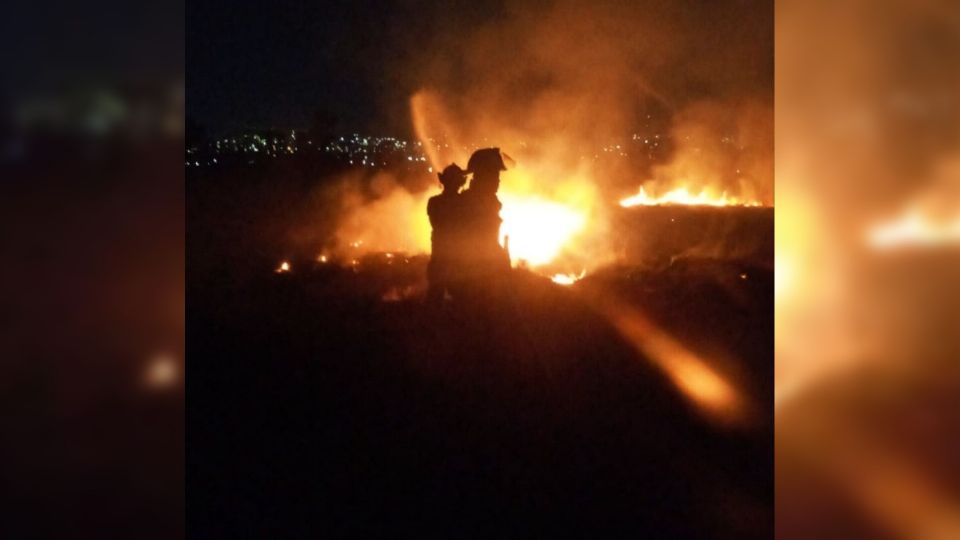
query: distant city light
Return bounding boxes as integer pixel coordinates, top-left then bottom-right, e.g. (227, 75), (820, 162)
(186, 123), (681, 171)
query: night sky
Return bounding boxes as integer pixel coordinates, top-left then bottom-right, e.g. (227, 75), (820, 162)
(187, 0), (772, 137)
(187, 0), (506, 137)
(2, 0), (183, 98)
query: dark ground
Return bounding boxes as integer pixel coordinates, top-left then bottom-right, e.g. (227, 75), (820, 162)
(186, 162), (773, 538)
(3, 142), (185, 539)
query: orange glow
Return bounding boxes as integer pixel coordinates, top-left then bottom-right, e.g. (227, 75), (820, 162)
(276, 261), (291, 273)
(407, 90), (767, 272)
(773, 188), (856, 409)
(395, 176), (593, 270)
(409, 91), (598, 269)
(145, 354), (178, 388)
(774, 254), (795, 307)
(868, 211), (960, 249)
(619, 185), (763, 207)
(500, 195), (587, 267)
(670, 354), (739, 413)
(551, 271), (586, 285)
(586, 291), (747, 425)
(409, 92), (444, 171)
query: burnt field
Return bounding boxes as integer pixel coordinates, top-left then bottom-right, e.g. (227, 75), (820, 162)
(187, 164), (773, 538)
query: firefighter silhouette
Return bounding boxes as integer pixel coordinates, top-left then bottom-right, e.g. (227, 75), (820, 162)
(427, 148), (512, 306)
(426, 163), (467, 303)
(456, 148), (511, 306)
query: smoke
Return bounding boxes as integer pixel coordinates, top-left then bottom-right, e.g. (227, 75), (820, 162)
(404, 0), (771, 185)
(644, 99), (774, 204)
(332, 170), (432, 255)
(330, 0), (772, 267)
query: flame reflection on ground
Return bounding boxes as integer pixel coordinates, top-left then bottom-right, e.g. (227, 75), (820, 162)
(581, 287), (749, 426)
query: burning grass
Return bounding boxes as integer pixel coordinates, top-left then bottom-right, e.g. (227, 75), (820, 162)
(619, 185), (764, 208)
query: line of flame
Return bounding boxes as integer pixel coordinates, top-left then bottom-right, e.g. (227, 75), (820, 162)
(619, 186), (763, 208)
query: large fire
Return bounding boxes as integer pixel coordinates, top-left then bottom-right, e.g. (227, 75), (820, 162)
(499, 193), (587, 267)
(619, 185), (763, 208)
(386, 90), (771, 273)
(408, 91), (599, 270)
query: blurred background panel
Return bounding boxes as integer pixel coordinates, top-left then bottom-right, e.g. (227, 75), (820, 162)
(776, 0), (960, 538)
(0, 0), (184, 538)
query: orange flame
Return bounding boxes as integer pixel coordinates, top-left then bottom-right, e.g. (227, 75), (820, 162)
(551, 270), (586, 285)
(499, 194), (587, 267)
(410, 91), (597, 269)
(868, 211), (960, 249)
(619, 185), (763, 207)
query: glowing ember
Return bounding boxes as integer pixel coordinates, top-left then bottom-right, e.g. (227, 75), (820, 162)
(868, 212), (960, 249)
(619, 186), (762, 207)
(499, 195), (587, 267)
(317, 254), (328, 263)
(551, 271), (586, 285)
(276, 261), (291, 273)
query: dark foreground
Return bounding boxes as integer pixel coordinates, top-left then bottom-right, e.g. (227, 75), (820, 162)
(187, 253), (772, 538)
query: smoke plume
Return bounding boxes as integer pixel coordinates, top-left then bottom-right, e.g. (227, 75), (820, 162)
(331, 0), (773, 266)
